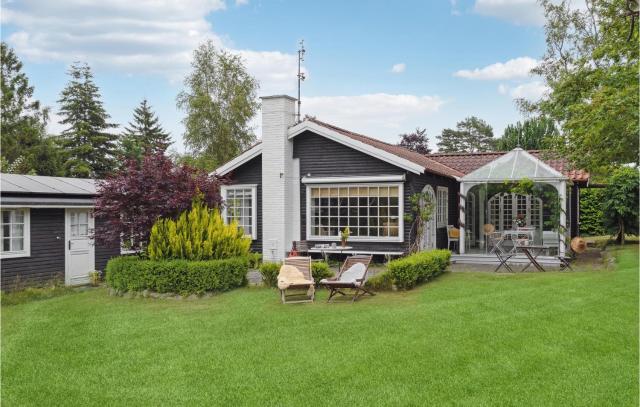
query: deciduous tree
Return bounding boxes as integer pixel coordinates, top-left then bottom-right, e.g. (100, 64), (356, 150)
(495, 117), (557, 151)
(177, 40), (259, 170)
(602, 167), (639, 244)
(94, 152), (225, 252)
(525, 0), (639, 172)
(398, 128), (431, 154)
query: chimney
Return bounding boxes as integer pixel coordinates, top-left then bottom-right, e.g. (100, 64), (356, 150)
(261, 95), (297, 261)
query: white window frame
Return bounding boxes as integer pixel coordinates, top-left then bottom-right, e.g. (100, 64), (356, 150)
(436, 186), (449, 228)
(305, 182), (404, 243)
(488, 193), (543, 231)
(1, 208), (31, 259)
(221, 184), (258, 240)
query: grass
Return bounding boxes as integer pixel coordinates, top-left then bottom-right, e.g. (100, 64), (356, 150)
(0, 282), (76, 306)
(2, 247), (638, 406)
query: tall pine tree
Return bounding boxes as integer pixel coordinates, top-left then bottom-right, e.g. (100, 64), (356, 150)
(58, 62), (118, 178)
(437, 116), (495, 153)
(121, 99), (171, 163)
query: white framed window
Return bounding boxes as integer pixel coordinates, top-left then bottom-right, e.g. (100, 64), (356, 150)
(1, 208), (30, 259)
(488, 193), (543, 231)
(436, 187), (449, 227)
(306, 183), (404, 242)
(221, 185), (257, 240)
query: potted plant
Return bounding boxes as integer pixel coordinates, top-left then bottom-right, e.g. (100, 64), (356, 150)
(514, 214), (526, 228)
(341, 227), (350, 247)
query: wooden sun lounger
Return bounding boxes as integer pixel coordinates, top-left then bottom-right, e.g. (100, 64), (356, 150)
(320, 255), (374, 303)
(280, 256), (315, 304)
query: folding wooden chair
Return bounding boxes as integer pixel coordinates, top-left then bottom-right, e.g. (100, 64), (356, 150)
(320, 255), (374, 303)
(280, 256), (315, 304)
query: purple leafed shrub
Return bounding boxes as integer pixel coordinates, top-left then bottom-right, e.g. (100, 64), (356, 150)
(94, 152), (226, 251)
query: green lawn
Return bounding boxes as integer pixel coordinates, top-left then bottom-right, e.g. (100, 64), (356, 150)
(2, 247), (638, 406)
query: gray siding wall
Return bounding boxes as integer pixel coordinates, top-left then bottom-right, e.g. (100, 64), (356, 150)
(228, 155), (263, 253)
(293, 131), (456, 252)
(1, 208), (121, 291)
(1, 208), (65, 291)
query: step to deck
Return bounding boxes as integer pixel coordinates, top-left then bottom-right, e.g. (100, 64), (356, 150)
(451, 254), (561, 266)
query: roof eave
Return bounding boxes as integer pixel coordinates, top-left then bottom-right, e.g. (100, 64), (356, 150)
(212, 143), (263, 176)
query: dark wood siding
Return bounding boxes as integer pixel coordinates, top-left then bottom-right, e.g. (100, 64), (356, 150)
(1, 208), (65, 291)
(95, 216), (120, 272)
(227, 155), (263, 253)
(1, 208), (121, 291)
(294, 130), (457, 252)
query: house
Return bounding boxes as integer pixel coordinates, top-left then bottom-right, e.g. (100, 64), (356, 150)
(0, 174), (120, 290)
(215, 95), (589, 264)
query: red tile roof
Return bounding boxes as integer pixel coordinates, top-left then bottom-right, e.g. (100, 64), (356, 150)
(427, 151), (590, 182)
(306, 118), (465, 178)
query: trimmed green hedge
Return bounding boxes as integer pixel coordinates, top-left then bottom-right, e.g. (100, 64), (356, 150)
(311, 262), (334, 285)
(259, 262), (280, 288)
(364, 270), (394, 291)
(387, 250), (451, 290)
(580, 188), (606, 236)
(105, 256), (248, 295)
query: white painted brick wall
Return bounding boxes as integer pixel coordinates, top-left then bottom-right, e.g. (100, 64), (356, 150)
(261, 95), (296, 261)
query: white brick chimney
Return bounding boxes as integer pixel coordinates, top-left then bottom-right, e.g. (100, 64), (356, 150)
(261, 95), (298, 261)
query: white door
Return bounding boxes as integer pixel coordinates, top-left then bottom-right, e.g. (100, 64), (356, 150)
(65, 209), (95, 285)
(420, 185), (437, 250)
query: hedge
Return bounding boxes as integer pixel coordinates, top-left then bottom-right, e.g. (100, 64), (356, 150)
(259, 261), (335, 287)
(579, 188), (606, 236)
(387, 250), (451, 290)
(105, 256), (248, 295)
(364, 270), (394, 291)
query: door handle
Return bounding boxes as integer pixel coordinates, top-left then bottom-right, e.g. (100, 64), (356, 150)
(68, 240), (71, 250)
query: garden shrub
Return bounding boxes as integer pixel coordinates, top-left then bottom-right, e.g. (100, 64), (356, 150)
(365, 270), (394, 291)
(247, 252), (262, 269)
(147, 201), (251, 261)
(579, 188), (606, 236)
(387, 250), (451, 290)
(259, 262), (280, 288)
(311, 262), (334, 285)
(105, 256), (248, 295)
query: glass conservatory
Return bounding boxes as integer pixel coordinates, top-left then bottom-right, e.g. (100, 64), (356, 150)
(458, 148), (569, 258)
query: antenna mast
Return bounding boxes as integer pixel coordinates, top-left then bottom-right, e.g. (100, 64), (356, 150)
(297, 39), (306, 123)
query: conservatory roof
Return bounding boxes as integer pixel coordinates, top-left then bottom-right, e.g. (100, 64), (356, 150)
(460, 148), (566, 182)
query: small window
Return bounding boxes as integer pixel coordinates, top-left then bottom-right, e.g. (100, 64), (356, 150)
(222, 185), (257, 240)
(1, 208), (30, 258)
(436, 187), (449, 227)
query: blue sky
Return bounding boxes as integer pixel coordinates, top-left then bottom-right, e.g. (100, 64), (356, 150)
(2, 0), (553, 153)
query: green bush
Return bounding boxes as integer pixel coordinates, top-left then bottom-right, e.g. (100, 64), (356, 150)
(311, 262), (334, 285)
(105, 256), (248, 295)
(365, 270), (394, 291)
(259, 262), (280, 288)
(580, 188), (606, 236)
(387, 250), (451, 290)
(147, 201), (251, 261)
(247, 252), (262, 269)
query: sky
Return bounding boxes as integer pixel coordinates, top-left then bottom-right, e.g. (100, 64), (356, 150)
(1, 0), (555, 153)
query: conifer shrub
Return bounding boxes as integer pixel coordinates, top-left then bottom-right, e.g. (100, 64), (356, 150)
(259, 262), (280, 288)
(147, 200), (251, 261)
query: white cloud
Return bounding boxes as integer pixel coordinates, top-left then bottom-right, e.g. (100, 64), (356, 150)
(454, 57), (538, 80)
(474, 0), (545, 25)
(2, 0), (300, 91)
(300, 93), (445, 142)
(498, 81), (550, 100)
(391, 63), (406, 74)
(235, 0), (249, 5)
(474, 0), (587, 26)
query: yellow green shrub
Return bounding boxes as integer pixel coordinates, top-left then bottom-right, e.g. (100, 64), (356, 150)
(147, 201), (251, 261)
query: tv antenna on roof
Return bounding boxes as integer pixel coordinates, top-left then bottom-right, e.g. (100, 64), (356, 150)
(297, 39), (306, 123)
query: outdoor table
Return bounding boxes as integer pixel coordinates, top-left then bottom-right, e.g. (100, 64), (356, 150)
(493, 250), (516, 273)
(309, 246), (353, 262)
(516, 244), (551, 272)
(501, 229), (536, 253)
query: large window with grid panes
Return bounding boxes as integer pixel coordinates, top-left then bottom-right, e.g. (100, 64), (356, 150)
(222, 185), (257, 239)
(307, 184), (403, 241)
(1, 208), (30, 258)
